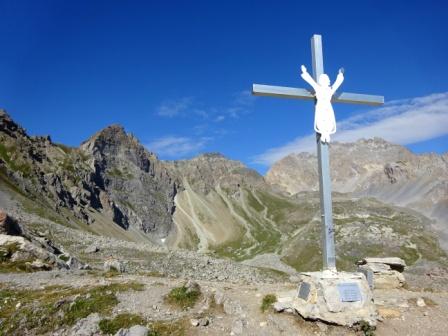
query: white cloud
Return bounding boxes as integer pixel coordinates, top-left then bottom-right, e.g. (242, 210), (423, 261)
(253, 92), (448, 166)
(156, 90), (256, 122)
(156, 97), (193, 117)
(225, 90), (257, 118)
(146, 136), (211, 158)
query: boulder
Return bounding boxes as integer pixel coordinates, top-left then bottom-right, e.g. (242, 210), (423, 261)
(115, 325), (149, 336)
(84, 245), (100, 254)
(69, 313), (101, 336)
(357, 257), (406, 289)
(30, 259), (52, 271)
(358, 257), (406, 272)
(416, 298), (426, 307)
(104, 258), (126, 273)
(184, 280), (200, 294)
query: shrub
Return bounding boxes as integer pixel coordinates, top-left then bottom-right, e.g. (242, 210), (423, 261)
(260, 294), (277, 312)
(165, 286), (201, 309)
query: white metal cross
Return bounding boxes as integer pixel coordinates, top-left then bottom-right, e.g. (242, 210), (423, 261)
(252, 34), (384, 271)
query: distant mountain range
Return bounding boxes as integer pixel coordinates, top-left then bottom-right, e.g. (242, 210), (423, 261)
(1, 109), (446, 272)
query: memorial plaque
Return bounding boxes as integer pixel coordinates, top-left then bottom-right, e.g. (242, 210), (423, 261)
(298, 282), (311, 300)
(337, 283), (361, 302)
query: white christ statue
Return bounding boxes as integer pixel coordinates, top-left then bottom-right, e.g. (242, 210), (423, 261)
(300, 65), (344, 143)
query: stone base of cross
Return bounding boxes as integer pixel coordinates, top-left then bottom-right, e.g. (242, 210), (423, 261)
(252, 34), (383, 271)
(274, 271), (378, 327)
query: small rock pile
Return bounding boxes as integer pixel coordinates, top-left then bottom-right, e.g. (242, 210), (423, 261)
(357, 257), (406, 289)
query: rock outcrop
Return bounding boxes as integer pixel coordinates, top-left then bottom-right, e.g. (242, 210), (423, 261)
(0, 211), (88, 271)
(357, 257), (406, 289)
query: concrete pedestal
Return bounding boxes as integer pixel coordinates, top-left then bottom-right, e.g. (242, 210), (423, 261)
(275, 271), (377, 326)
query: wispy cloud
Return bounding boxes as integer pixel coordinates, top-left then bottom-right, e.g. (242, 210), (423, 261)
(146, 136), (211, 158)
(225, 90), (257, 119)
(253, 92), (448, 166)
(214, 115), (225, 122)
(156, 97), (196, 118)
(155, 90), (256, 122)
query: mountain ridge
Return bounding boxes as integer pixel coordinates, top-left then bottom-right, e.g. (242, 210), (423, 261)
(1, 109), (447, 273)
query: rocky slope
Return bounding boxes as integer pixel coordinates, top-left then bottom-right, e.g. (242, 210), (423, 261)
(0, 110), (179, 244)
(266, 138), (448, 247)
(0, 109), (447, 274)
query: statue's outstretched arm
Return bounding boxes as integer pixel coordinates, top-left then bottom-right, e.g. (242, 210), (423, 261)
(331, 69), (344, 94)
(300, 65), (318, 91)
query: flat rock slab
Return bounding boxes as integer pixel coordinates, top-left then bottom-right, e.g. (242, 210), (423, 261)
(358, 257), (406, 272)
(275, 271), (377, 327)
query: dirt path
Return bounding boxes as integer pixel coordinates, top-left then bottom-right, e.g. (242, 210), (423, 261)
(2, 271), (448, 336)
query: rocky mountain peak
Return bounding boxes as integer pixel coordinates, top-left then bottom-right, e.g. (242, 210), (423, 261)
(0, 109), (28, 138)
(81, 124), (152, 154)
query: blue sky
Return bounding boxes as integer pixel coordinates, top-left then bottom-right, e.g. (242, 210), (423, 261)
(1, 1), (447, 174)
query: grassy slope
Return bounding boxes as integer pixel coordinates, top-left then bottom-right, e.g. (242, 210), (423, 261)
(173, 184), (447, 272)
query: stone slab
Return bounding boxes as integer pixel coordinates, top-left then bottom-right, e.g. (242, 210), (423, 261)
(275, 271), (377, 327)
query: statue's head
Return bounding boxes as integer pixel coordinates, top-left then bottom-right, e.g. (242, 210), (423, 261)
(318, 74), (330, 87)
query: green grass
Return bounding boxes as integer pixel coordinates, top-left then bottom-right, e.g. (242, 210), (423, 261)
(99, 313), (147, 335)
(165, 285), (201, 310)
(0, 282), (144, 335)
(212, 189), (287, 261)
(260, 294), (277, 312)
(245, 190), (265, 212)
(255, 190), (297, 224)
(149, 319), (188, 336)
(58, 254), (70, 262)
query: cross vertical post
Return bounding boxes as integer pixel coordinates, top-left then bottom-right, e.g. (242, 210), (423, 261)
(311, 35), (337, 271)
(252, 34), (384, 273)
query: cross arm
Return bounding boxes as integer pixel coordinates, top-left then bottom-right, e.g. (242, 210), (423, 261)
(252, 84), (314, 101)
(252, 84), (384, 106)
(333, 92), (384, 105)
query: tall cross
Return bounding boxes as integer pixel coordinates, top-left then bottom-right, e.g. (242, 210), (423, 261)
(253, 34), (384, 271)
